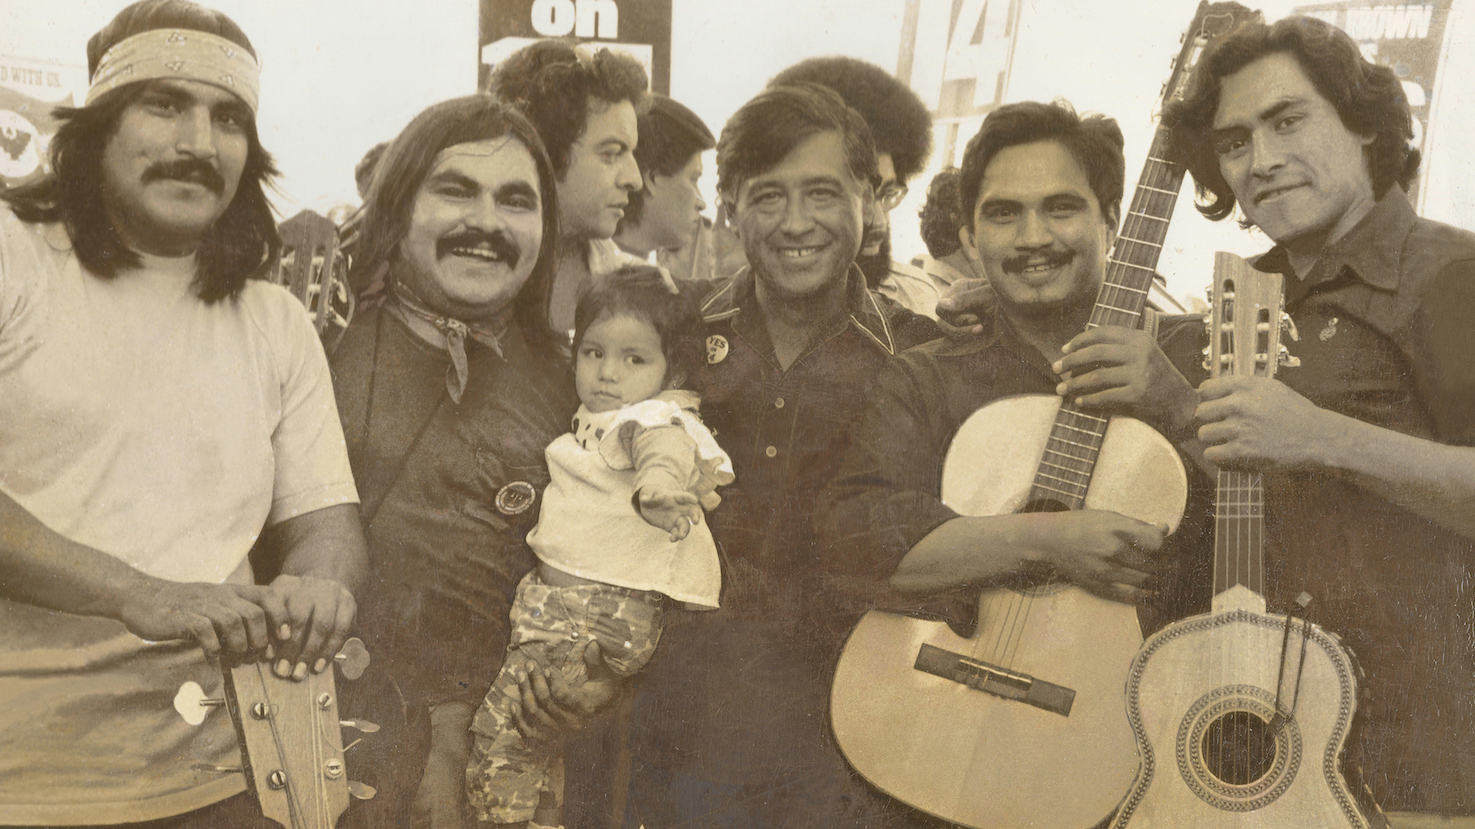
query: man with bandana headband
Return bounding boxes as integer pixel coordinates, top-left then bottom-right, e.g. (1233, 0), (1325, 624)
(332, 96), (615, 829)
(0, 1), (365, 825)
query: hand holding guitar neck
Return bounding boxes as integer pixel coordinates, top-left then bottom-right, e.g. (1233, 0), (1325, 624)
(1056, 326), (1201, 439)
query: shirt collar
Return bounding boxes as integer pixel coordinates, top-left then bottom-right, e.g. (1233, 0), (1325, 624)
(698, 263), (898, 356)
(1259, 188), (1416, 294)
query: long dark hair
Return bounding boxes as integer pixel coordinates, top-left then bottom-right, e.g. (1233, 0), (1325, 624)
(348, 96), (561, 353)
(1, 0), (280, 303)
(1163, 15), (1419, 223)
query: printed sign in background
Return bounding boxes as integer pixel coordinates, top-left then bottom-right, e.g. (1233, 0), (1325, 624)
(1293, 1), (1453, 210)
(478, 0), (673, 95)
(0, 57), (85, 190)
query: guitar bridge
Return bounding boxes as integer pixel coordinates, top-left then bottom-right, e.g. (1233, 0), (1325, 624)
(914, 644), (1075, 717)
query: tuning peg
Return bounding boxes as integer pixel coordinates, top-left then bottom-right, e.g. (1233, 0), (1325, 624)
(348, 781), (378, 801)
(1280, 312), (1300, 341)
(334, 638), (370, 680)
(340, 718), (381, 734)
(174, 681), (226, 726)
(1277, 345), (1301, 369)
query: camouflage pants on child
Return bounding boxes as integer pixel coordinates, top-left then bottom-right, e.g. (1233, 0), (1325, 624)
(466, 570), (664, 824)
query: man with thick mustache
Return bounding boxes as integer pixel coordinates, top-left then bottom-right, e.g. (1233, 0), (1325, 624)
(332, 96), (613, 829)
(0, 1), (365, 825)
(818, 100), (1213, 812)
(488, 41), (649, 341)
(1164, 16), (1475, 820)
(622, 83), (940, 827)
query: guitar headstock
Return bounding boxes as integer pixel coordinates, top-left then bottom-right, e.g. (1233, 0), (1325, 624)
(1204, 252), (1294, 380)
(1160, 2), (1262, 112)
(175, 638), (378, 829)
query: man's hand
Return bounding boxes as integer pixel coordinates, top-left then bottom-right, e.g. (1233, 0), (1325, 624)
(936, 277), (995, 339)
(117, 580), (286, 665)
(1197, 375), (1342, 472)
(1055, 327), (1199, 438)
(410, 702), (473, 829)
(638, 486), (702, 542)
(1023, 510), (1167, 603)
(265, 573), (357, 680)
(511, 641), (621, 748)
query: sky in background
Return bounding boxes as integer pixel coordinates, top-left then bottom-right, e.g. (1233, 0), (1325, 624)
(4, 0), (1470, 306)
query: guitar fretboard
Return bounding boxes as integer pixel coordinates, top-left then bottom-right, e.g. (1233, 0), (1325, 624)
(1213, 469), (1265, 596)
(1031, 128), (1185, 508)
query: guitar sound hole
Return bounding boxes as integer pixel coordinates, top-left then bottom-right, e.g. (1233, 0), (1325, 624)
(1200, 710), (1278, 786)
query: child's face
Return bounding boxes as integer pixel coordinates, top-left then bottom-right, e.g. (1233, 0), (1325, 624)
(575, 312), (669, 413)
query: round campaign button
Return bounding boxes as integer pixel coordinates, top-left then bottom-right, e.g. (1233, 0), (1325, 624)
(706, 334), (729, 364)
(495, 481), (536, 515)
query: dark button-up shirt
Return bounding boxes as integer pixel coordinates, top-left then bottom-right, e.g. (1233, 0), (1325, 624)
(627, 267), (939, 783)
(1253, 189), (1475, 814)
(332, 307), (577, 707)
(817, 306), (1215, 639)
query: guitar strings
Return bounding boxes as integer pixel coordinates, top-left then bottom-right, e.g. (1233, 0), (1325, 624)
(250, 661), (312, 828)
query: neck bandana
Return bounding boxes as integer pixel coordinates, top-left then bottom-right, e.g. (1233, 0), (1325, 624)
(388, 282), (507, 404)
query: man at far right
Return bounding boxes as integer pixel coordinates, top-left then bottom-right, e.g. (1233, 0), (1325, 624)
(1164, 14), (1475, 821)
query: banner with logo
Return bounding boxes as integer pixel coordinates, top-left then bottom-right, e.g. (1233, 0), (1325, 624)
(0, 57), (85, 189)
(478, 0), (672, 95)
(1293, 1), (1454, 208)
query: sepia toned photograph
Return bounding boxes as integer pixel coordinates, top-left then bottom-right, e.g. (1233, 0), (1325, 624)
(1, 1), (1472, 827)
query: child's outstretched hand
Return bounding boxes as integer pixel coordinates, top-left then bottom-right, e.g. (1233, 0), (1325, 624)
(638, 486), (703, 541)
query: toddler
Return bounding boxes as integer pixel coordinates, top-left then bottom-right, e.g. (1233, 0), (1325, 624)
(466, 265), (731, 825)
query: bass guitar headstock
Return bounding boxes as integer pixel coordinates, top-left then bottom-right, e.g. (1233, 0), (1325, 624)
(174, 638), (378, 829)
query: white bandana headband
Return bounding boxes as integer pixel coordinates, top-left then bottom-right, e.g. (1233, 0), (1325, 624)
(86, 28), (261, 113)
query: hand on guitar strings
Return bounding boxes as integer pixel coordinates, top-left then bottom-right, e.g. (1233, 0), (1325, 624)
(510, 640), (623, 749)
(1053, 326), (1200, 439)
(1023, 510), (1168, 604)
(1196, 375), (1340, 472)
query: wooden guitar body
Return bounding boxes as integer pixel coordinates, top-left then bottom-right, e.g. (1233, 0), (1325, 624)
(1112, 590), (1367, 828)
(1111, 253), (1372, 829)
(831, 395), (1187, 829)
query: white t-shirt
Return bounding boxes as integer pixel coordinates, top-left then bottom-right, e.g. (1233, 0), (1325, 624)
(0, 209), (358, 823)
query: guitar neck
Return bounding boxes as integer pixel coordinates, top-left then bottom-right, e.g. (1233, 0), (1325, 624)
(1028, 130), (1187, 511)
(1214, 468), (1266, 597)
(1088, 128), (1185, 332)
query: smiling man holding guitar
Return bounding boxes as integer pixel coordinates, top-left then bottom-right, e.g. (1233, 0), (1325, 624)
(819, 98), (1218, 829)
(1163, 15), (1475, 825)
(0, 2), (366, 826)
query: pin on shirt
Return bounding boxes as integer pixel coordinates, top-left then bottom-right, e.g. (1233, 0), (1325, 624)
(706, 334), (729, 365)
(495, 481), (536, 515)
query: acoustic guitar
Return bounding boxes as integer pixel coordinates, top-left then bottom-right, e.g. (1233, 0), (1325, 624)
(1110, 254), (1371, 828)
(174, 638), (389, 828)
(830, 5), (1256, 827)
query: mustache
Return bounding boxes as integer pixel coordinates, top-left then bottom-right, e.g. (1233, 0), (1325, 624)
(1002, 248), (1074, 274)
(436, 230), (521, 269)
(141, 159), (225, 194)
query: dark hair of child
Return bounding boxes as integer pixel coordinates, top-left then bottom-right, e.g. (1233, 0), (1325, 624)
(571, 265), (706, 387)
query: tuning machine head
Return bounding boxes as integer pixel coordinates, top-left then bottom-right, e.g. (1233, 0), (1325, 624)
(334, 637), (370, 680)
